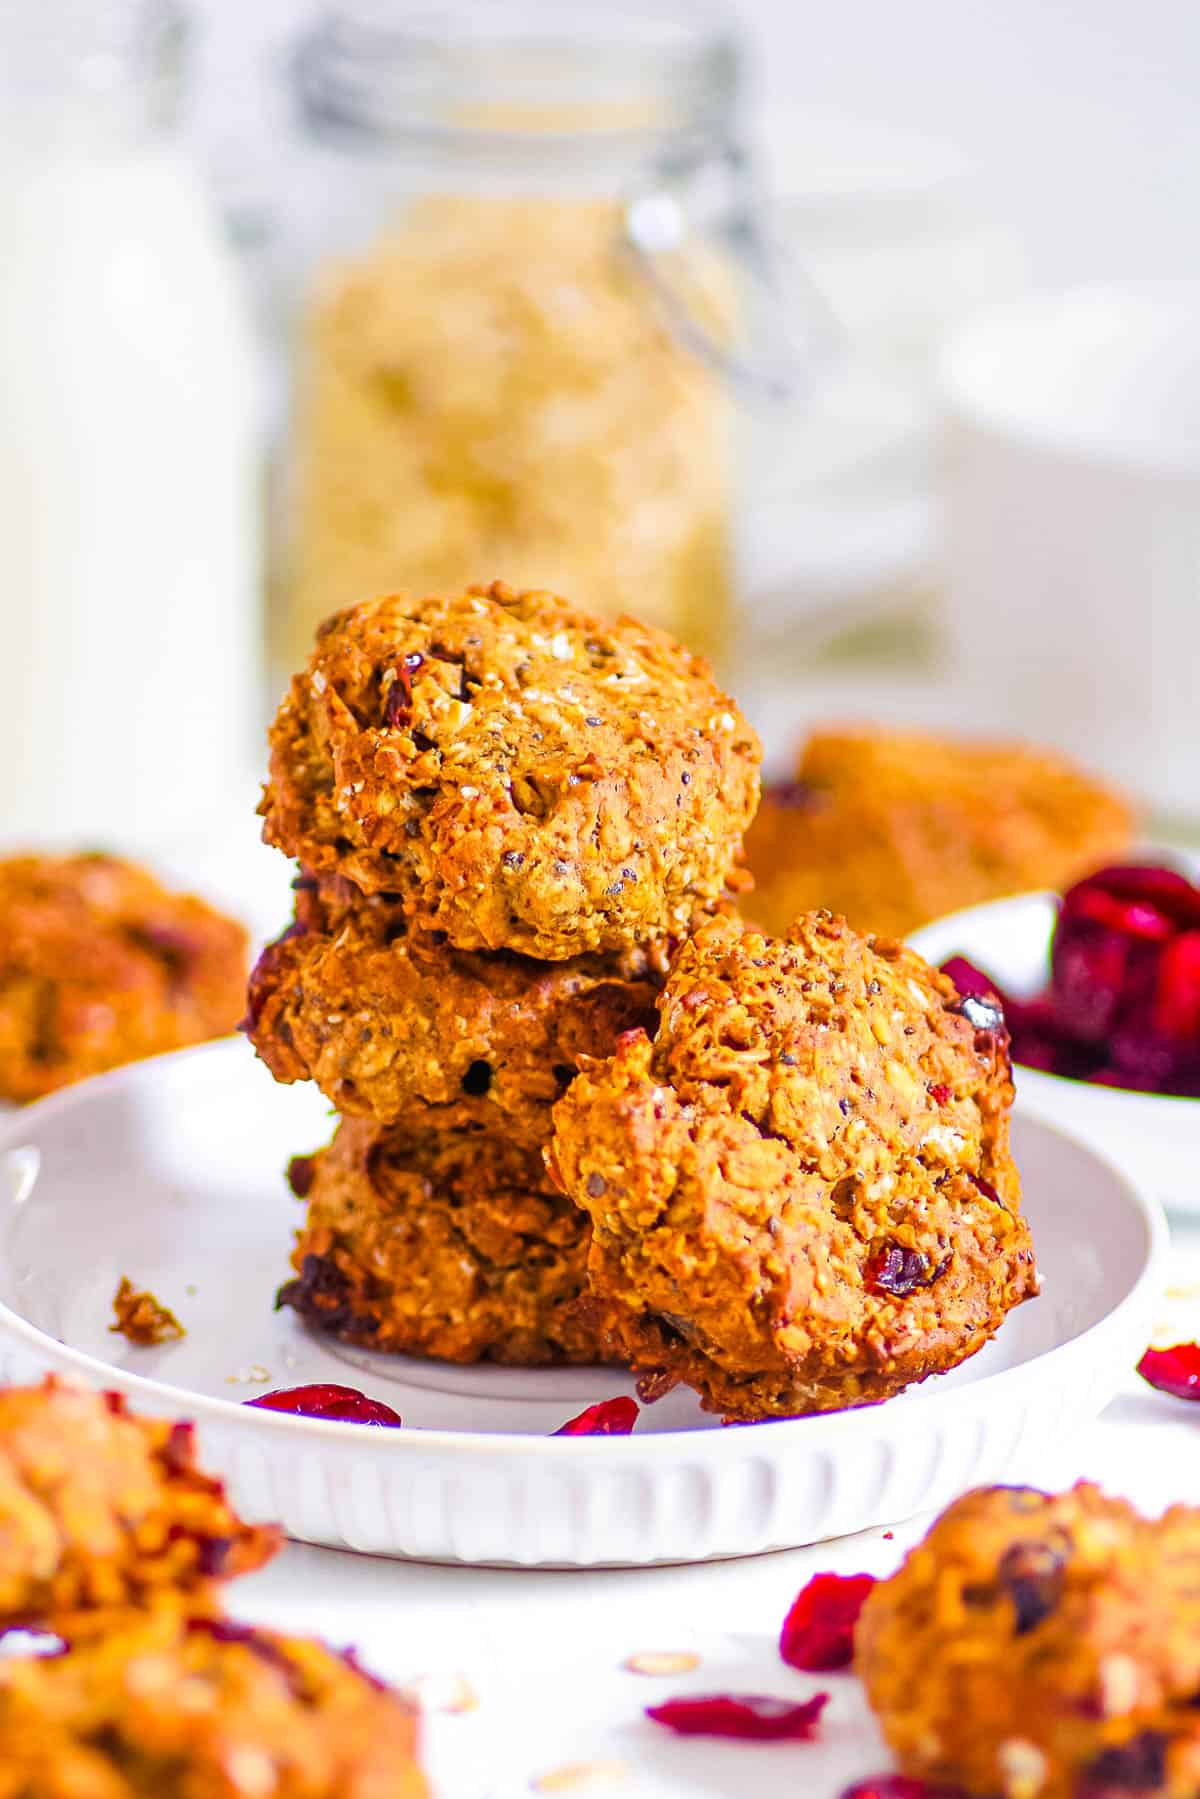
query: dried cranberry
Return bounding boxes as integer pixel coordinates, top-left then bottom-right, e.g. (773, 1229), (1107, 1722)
(553, 1397), (638, 1436)
(133, 921), (198, 975)
(941, 960), (1009, 1034)
(1064, 864), (1200, 928)
(997, 1540), (1067, 1633)
(997, 995), (1074, 1075)
(195, 1535), (234, 1576)
(945, 863), (1200, 1097)
(276, 1253), (381, 1338)
(1065, 885), (1175, 942)
(240, 922), (305, 1033)
(1012, 1034), (1066, 1074)
(159, 1420), (194, 1475)
(866, 1243), (942, 1297)
(286, 1154), (316, 1199)
(246, 1384), (402, 1427)
(940, 956), (1004, 1002)
(1051, 928), (1131, 1046)
(635, 1370), (679, 1404)
(1107, 1021), (1186, 1091)
(1078, 1730), (1167, 1792)
(1137, 1342), (1200, 1401)
(780, 1571), (876, 1671)
(1155, 932), (1200, 1043)
(841, 1781), (966, 1799)
(383, 652), (424, 729)
(646, 1691), (828, 1741)
(971, 1173), (1002, 1207)
(189, 1618), (261, 1645)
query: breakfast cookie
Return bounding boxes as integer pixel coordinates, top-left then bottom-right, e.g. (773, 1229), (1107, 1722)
(244, 872), (663, 1140)
(0, 853), (248, 1103)
(856, 1483), (1200, 1799)
(278, 1118), (609, 1365)
(743, 726), (1133, 941)
(0, 1604), (426, 1799)
(260, 582), (760, 958)
(549, 910), (1036, 1420)
(0, 1379), (279, 1639)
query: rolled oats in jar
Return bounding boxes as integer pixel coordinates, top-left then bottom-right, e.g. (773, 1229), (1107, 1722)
(274, 2), (768, 678)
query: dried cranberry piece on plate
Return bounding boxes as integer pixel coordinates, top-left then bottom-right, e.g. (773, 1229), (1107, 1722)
(246, 1383), (403, 1426)
(646, 1691), (828, 1740)
(553, 1397), (639, 1436)
(841, 1780), (966, 1799)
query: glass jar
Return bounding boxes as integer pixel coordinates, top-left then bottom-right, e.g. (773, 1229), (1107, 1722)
(0, 0), (263, 852)
(272, 1), (795, 679)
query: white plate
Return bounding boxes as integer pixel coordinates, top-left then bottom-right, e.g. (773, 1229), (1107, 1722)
(911, 891), (1200, 1217)
(0, 1039), (1166, 1567)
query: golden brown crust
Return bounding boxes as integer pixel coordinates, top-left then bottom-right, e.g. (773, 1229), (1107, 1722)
(259, 582), (761, 958)
(857, 1483), (1200, 1799)
(0, 854), (248, 1104)
(549, 910), (1036, 1420)
(0, 1380), (279, 1640)
(244, 872), (663, 1140)
(0, 1605), (425, 1799)
(278, 1118), (610, 1366)
(743, 725), (1134, 941)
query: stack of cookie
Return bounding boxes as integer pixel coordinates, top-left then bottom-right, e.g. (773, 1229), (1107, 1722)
(246, 581), (762, 1368)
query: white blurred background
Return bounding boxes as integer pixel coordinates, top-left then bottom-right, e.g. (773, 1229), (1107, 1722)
(192, 0), (1200, 286)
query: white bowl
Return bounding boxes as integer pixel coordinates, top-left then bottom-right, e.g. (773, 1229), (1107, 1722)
(911, 891), (1200, 1217)
(0, 1038), (1166, 1567)
(939, 282), (1200, 815)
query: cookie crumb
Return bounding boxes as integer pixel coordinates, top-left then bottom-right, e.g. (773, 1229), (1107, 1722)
(109, 1278), (184, 1346)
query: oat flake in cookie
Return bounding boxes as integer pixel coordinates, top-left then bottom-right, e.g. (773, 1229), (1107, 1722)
(550, 910), (1037, 1421)
(259, 582), (761, 959)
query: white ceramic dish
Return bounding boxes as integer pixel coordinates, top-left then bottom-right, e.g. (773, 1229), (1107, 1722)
(0, 1039), (1166, 1567)
(912, 892), (1200, 1218)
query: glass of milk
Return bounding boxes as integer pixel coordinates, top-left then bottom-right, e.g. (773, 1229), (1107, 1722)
(0, 1), (262, 852)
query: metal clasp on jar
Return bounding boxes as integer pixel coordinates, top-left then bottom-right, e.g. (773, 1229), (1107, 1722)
(623, 141), (841, 405)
